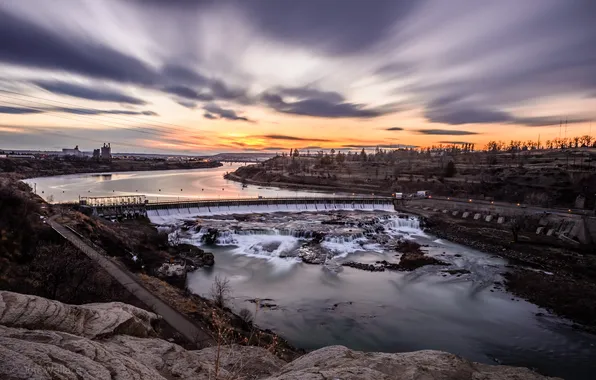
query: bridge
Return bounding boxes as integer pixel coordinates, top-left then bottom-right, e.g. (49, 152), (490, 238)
(78, 195), (397, 219)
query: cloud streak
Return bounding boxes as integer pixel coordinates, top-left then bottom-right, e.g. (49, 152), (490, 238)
(203, 104), (253, 122)
(261, 90), (395, 118)
(416, 129), (479, 136)
(33, 80), (147, 105)
(263, 134), (330, 142)
(0, 105), (157, 116)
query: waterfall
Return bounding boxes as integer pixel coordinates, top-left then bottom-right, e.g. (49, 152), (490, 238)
(146, 201), (395, 223)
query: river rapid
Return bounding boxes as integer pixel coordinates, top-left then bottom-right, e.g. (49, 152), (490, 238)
(27, 165), (596, 379)
(155, 209), (596, 380)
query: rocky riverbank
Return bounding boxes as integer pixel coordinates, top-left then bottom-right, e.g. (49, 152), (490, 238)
(0, 291), (560, 380)
(423, 213), (596, 332)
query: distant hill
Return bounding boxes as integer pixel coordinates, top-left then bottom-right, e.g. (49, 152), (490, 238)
(209, 152), (276, 162)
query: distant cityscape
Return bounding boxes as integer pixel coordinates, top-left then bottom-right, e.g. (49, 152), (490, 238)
(0, 143), (276, 162)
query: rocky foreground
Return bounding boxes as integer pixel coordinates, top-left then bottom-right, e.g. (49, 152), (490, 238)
(0, 291), (559, 379)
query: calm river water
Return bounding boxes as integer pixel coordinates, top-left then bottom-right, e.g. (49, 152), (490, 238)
(25, 163), (340, 203)
(26, 165), (596, 380)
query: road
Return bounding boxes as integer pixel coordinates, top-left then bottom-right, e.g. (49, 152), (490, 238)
(48, 216), (212, 345)
(412, 196), (595, 218)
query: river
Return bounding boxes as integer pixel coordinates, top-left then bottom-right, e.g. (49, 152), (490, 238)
(24, 163), (343, 203)
(26, 165), (596, 380)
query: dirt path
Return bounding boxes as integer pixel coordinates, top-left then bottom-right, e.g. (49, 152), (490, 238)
(48, 216), (212, 346)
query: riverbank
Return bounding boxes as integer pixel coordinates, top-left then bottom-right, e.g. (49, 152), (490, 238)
(227, 154), (596, 209)
(224, 170), (391, 196)
(0, 156), (222, 180)
(419, 211), (596, 332)
(0, 174), (302, 359)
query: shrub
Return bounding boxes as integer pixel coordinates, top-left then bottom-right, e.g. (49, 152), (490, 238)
(210, 276), (232, 308)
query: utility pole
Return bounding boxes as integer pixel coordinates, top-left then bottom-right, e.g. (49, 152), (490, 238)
(565, 119), (568, 139)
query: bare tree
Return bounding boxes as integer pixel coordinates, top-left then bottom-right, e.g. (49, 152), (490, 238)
(238, 308), (254, 328)
(31, 243), (95, 302)
(509, 214), (528, 243)
(210, 276), (232, 308)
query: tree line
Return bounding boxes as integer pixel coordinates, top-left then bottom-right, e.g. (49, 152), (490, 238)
(485, 135), (594, 152)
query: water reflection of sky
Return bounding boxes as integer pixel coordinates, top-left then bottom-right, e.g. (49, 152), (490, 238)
(24, 163), (347, 203)
(186, 226), (596, 380)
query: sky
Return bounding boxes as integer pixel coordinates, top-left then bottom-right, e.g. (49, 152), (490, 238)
(1, 0), (595, 154)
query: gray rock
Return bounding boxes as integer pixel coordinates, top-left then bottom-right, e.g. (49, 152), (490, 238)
(0, 291), (559, 380)
(196, 344), (286, 379)
(267, 345), (559, 380)
(0, 290), (158, 339)
(0, 326), (284, 380)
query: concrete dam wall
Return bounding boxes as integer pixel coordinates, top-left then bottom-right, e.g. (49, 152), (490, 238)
(143, 197), (395, 223)
(403, 198), (596, 245)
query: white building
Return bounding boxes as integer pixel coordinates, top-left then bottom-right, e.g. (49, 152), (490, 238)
(62, 145), (84, 157)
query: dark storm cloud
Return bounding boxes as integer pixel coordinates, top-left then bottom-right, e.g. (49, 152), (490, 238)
(386, 127), (403, 131)
(203, 112), (216, 119)
(33, 80), (147, 105)
(0, 106), (43, 114)
(263, 135), (330, 142)
(261, 91), (394, 119)
(203, 104), (252, 122)
(416, 129), (478, 136)
(0, 9), (155, 85)
(237, 0), (420, 55)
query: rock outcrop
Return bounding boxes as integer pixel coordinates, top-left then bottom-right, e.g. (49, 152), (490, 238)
(268, 345), (559, 380)
(0, 326), (283, 380)
(0, 290), (158, 339)
(0, 291), (560, 380)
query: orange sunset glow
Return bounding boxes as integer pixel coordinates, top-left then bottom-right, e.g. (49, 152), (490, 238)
(0, 1), (594, 154)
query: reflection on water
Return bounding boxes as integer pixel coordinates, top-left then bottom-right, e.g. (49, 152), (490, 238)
(24, 164), (340, 203)
(182, 212), (596, 380)
(25, 165), (596, 379)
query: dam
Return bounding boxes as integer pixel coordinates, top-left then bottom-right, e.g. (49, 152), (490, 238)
(80, 196), (396, 221)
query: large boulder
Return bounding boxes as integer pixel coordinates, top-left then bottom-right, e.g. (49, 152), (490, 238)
(0, 290), (159, 339)
(267, 345), (559, 380)
(0, 326), (283, 380)
(0, 291), (559, 380)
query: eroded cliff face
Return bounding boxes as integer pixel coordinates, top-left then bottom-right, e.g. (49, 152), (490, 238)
(0, 291), (560, 380)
